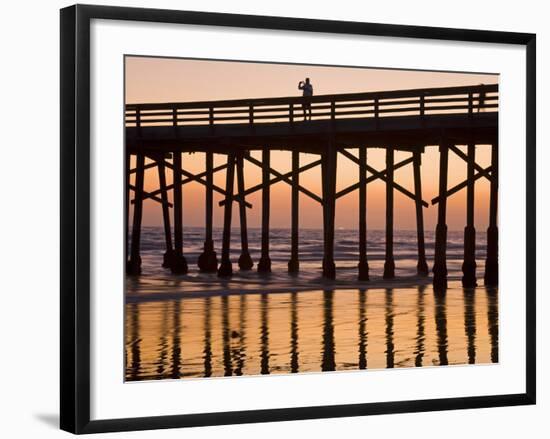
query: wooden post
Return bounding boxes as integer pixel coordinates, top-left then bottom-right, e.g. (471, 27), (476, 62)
(171, 152), (188, 274)
(288, 150), (300, 273)
(413, 151), (429, 276)
(383, 147), (395, 279)
(198, 152), (218, 272)
(484, 142), (498, 286)
(358, 146), (369, 280)
(127, 153), (144, 275)
(322, 141), (337, 279)
(462, 144), (477, 287)
(237, 153), (253, 270)
(218, 153), (236, 277)
(125, 151), (131, 270)
(258, 147), (272, 273)
(433, 145), (449, 291)
(157, 158), (174, 268)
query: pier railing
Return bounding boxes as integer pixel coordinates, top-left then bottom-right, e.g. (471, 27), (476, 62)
(125, 84), (498, 128)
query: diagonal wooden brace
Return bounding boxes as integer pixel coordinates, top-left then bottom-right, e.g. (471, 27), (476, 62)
(164, 160), (251, 208)
(367, 162), (428, 207)
(143, 162), (228, 200)
(338, 148), (428, 207)
(243, 154), (323, 204)
(133, 160), (251, 208)
(129, 184), (173, 207)
(335, 153), (414, 200)
(178, 167), (252, 208)
(431, 165), (493, 205)
(449, 145), (492, 181)
(219, 158), (322, 206)
(129, 162), (158, 174)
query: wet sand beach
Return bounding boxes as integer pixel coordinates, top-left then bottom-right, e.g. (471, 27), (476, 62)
(125, 228), (498, 381)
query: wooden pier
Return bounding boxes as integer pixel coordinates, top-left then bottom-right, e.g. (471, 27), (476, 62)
(125, 84), (499, 290)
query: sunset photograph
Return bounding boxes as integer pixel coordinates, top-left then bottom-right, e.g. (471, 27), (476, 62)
(50, 3), (540, 435)
(123, 56), (499, 381)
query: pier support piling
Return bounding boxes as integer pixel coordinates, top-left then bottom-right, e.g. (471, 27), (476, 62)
(462, 144), (477, 287)
(125, 150), (131, 270)
(198, 152), (218, 272)
(433, 145), (449, 291)
(258, 147), (272, 273)
(218, 153), (236, 277)
(127, 153), (144, 275)
(156, 158), (175, 268)
(288, 150), (300, 273)
(237, 153), (253, 270)
(383, 147), (395, 279)
(484, 142), (498, 287)
(358, 146), (369, 280)
(413, 151), (429, 276)
(322, 141), (337, 279)
(171, 152), (188, 274)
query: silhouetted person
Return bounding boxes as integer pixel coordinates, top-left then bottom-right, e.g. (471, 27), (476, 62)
(477, 84), (486, 113)
(298, 78), (313, 120)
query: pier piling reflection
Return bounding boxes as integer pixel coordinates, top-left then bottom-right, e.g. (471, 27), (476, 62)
(125, 284), (499, 381)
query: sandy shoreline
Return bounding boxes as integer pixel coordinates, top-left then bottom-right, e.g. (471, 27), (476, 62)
(125, 270), (468, 303)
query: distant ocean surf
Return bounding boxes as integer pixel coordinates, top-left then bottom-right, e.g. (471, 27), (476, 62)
(128, 227), (488, 297)
(142, 226), (485, 271)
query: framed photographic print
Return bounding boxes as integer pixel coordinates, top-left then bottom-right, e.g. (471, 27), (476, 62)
(60, 4), (536, 434)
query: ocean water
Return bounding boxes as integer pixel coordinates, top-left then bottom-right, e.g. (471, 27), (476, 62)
(135, 227), (487, 281)
(125, 227), (497, 380)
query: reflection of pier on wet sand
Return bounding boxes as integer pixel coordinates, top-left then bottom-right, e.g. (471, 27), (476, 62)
(125, 282), (499, 380)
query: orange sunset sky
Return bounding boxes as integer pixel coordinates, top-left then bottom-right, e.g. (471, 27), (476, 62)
(125, 56), (498, 231)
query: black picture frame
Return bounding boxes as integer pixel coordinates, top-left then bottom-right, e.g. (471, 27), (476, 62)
(60, 4), (536, 434)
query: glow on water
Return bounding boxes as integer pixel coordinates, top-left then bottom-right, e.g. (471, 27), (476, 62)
(124, 284), (498, 381)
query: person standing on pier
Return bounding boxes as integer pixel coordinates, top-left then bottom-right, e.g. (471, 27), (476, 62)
(298, 77), (313, 120)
